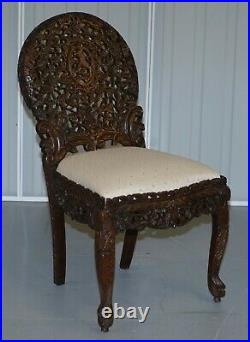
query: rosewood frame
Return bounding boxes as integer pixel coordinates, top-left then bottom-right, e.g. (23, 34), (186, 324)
(18, 12), (230, 332)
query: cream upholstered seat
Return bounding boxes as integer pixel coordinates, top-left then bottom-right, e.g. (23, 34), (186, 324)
(57, 147), (220, 199)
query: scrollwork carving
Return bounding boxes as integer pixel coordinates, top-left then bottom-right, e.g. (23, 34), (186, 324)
(125, 106), (145, 147)
(36, 120), (66, 164)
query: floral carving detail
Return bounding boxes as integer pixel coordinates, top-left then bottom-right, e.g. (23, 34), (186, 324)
(54, 173), (230, 232)
(18, 12), (145, 166)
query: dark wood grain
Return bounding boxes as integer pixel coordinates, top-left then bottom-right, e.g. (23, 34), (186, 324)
(120, 230), (138, 269)
(18, 12), (231, 332)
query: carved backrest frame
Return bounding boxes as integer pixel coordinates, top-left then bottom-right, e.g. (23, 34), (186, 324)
(18, 12), (145, 168)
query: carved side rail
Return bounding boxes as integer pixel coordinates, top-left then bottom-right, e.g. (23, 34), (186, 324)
(54, 173), (230, 232)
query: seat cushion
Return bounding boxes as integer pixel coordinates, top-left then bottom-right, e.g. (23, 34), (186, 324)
(57, 147), (220, 199)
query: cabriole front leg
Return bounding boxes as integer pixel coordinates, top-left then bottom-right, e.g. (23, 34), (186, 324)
(208, 202), (229, 302)
(95, 212), (116, 332)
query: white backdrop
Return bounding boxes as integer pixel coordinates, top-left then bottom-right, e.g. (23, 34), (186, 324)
(2, 2), (248, 204)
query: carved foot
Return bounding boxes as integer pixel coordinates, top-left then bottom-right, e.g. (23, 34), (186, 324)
(95, 211), (116, 332)
(97, 305), (113, 332)
(54, 276), (65, 286)
(208, 203), (229, 302)
(208, 275), (226, 301)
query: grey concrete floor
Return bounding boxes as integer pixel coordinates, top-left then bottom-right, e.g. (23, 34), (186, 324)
(3, 203), (248, 340)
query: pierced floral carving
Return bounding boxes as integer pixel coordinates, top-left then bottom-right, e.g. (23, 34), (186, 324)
(18, 12), (145, 166)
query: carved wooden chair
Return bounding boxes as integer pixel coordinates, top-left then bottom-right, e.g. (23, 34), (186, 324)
(18, 12), (230, 332)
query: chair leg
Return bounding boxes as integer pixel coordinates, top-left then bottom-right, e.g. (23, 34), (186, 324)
(95, 215), (116, 332)
(208, 203), (229, 302)
(44, 164), (66, 286)
(120, 229), (138, 269)
(48, 199), (66, 286)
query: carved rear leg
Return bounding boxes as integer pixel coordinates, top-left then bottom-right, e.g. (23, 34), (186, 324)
(95, 212), (116, 332)
(120, 229), (138, 269)
(44, 165), (66, 286)
(208, 203), (229, 302)
(48, 200), (66, 285)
